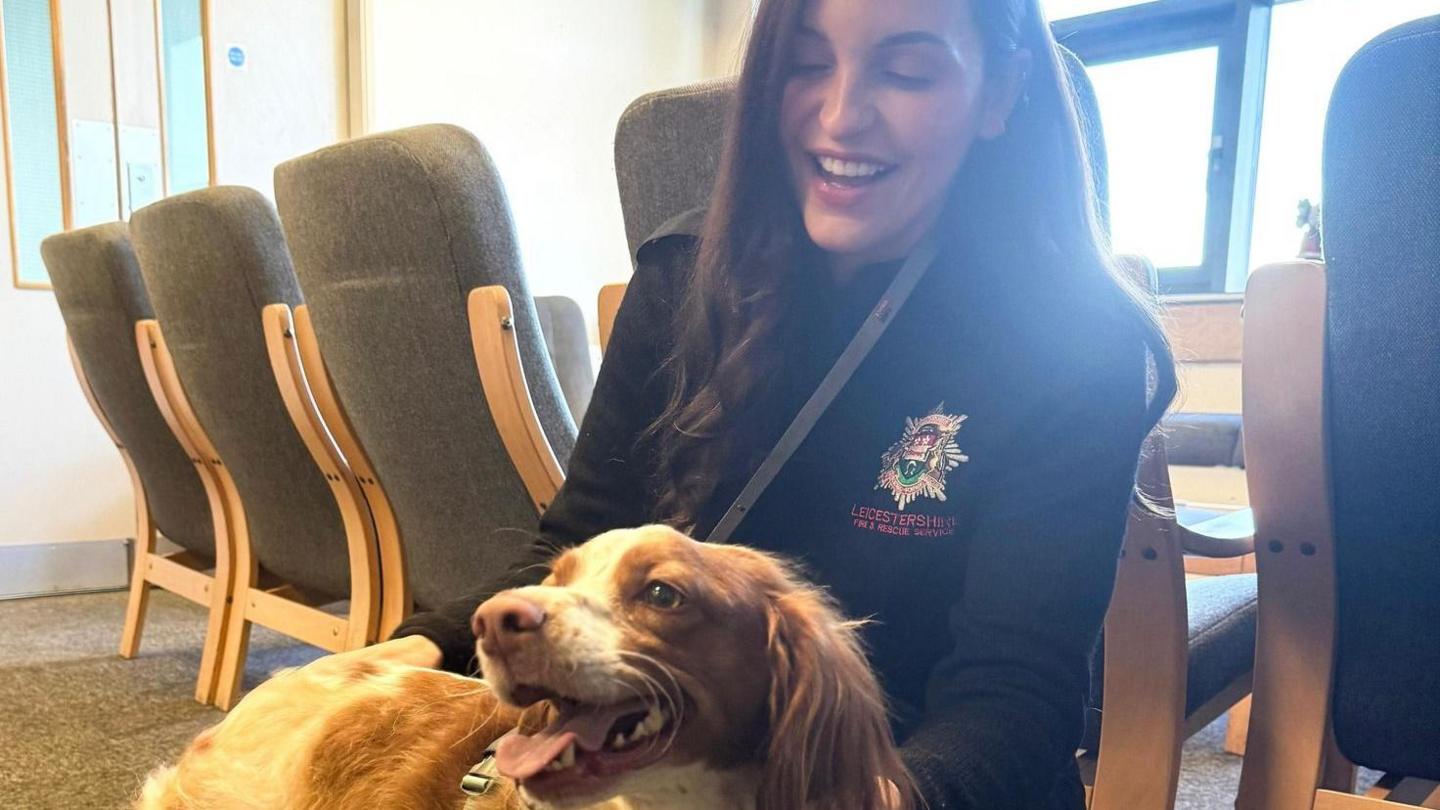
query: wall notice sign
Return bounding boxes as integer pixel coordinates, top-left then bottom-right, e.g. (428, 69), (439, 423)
(226, 44), (246, 69)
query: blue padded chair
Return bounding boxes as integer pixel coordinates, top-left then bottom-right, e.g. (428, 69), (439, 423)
(1237, 15), (1440, 810)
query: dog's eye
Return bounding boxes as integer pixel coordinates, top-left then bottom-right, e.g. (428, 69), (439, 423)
(640, 581), (684, 610)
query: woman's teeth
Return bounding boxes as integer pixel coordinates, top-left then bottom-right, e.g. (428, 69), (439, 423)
(816, 155), (888, 179)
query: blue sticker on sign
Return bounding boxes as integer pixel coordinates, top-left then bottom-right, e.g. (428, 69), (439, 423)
(227, 46), (245, 68)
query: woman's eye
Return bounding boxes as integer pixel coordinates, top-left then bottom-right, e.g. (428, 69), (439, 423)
(879, 54), (939, 89)
(788, 61), (831, 77)
(884, 71), (935, 89)
(640, 581), (685, 609)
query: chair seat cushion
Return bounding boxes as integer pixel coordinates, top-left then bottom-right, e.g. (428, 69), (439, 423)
(1162, 412), (1245, 468)
(1184, 573), (1258, 716)
(1083, 573), (1257, 749)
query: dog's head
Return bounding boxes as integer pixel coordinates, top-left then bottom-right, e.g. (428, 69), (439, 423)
(473, 525), (913, 810)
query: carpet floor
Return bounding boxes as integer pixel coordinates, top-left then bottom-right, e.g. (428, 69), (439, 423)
(0, 589), (1278, 809)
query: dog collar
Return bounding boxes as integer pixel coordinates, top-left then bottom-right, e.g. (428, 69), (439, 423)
(460, 733), (514, 797)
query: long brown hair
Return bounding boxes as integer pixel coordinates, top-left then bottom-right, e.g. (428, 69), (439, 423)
(650, 0), (1177, 528)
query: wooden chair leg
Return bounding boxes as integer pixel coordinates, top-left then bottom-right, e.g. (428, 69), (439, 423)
(211, 475), (255, 712)
(68, 333), (158, 660)
(214, 576), (255, 712)
(119, 466), (154, 658)
(192, 542), (233, 704)
(1225, 695), (1253, 757)
(119, 543), (153, 658)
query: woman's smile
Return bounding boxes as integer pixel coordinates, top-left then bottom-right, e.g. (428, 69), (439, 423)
(806, 149), (900, 210)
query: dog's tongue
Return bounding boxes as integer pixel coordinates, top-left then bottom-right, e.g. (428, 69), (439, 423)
(494, 699), (648, 781)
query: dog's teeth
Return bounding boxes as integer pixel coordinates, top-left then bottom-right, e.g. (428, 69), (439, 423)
(611, 732), (627, 749)
(559, 743), (576, 769)
(642, 705), (664, 735)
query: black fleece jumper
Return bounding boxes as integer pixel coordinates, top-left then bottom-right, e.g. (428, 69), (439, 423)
(394, 212), (1159, 809)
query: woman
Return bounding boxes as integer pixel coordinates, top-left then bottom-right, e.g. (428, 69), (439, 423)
(379, 0), (1175, 807)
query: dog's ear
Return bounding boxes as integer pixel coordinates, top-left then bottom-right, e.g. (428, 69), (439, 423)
(757, 588), (917, 810)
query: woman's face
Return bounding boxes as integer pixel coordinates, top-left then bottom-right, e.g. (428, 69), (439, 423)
(779, 0), (1020, 273)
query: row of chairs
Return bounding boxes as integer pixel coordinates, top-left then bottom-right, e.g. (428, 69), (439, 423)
(45, 125), (604, 710)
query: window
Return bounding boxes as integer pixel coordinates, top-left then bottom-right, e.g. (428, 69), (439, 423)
(159, 0), (210, 195)
(1056, 0), (1440, 293)
(1054, 0), (1249, 293)
(1, 0), (211, 289)
(2, 0), (66, 288)
(1247, 0), (1440, 274)
(1089, 46), (1217, 269)
(1045, 0), (1152, 21)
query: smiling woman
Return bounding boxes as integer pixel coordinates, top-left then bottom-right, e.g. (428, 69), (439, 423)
(780, 2), (1027, 276)
(371, 1), (1175, 809)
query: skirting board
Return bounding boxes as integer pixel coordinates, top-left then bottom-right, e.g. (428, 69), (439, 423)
(0, 537), (181, 600)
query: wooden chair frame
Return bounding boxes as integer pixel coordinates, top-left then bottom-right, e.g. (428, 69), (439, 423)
(138, 311), (383, 710)
(1236, 261), (1440, 810)
(597, 282), (627, 355)
(130, 321), (236, 704)
(467, 286), (565, 513)
(1087, 255), (1259, 809)
(289, 304), (410, 640)
(183, 303), (386, 711)
(1089, 439), (1190, 810)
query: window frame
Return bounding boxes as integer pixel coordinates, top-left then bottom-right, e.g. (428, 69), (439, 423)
(1, 0), (71, 291)
(1053, 0), (1276, 294)
(1, 0), (214, 291)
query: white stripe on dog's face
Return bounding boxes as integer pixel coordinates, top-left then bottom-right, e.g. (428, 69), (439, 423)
(476, 529), (659, 706)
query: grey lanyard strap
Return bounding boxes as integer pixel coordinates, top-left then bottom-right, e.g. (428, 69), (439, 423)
(707, 235), (941, 543)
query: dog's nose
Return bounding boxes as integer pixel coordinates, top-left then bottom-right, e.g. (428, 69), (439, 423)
(473, 593), (547, 656)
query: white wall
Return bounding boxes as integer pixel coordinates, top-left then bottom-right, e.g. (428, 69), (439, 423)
(0, 284), (134, 545)
(209, 0), (351, 197)
(0, 0), (350, 548)
(366, 0), (751, 331)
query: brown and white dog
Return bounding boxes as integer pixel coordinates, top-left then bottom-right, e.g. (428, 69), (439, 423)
(136, 525), (913, 809)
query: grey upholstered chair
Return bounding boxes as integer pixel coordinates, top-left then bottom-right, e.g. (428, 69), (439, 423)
(614, 78), (733, 263)
(42, 222), (228, 704)
(612, 54), (1257, 810)
(534, 295), (594, 424)
(273, 124), (577, 616)
(130, 186), (382, 709)
(1237, 16), (1440, 810)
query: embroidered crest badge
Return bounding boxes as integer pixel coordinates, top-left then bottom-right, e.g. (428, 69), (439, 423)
(875, 405), (969, 510)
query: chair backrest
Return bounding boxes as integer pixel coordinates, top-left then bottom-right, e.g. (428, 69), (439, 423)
(41, 223), (214, 557)
(273, 124), (576, 610)
(614, 79), (733, 262)
(1321, 14), (1440, 778)
(129, 187), (351, 600)
(613, 49), (1106, 256)
(534, 295), (594, 424)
